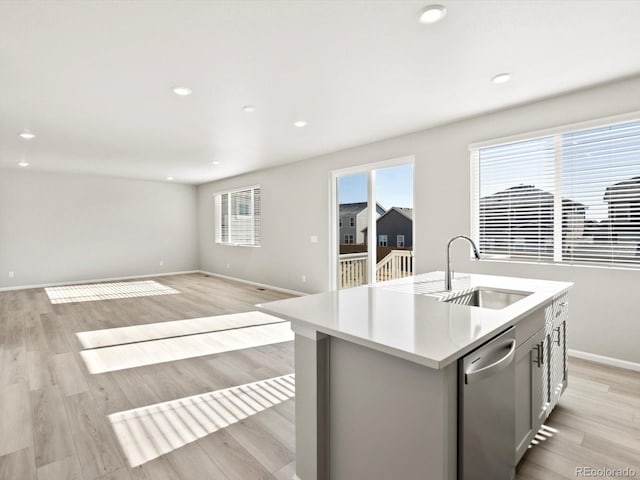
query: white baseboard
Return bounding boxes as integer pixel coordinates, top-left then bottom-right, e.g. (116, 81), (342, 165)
(0, 270), (200, 292)
(199, 270), (307, 297)
(568, 349), (640, 372)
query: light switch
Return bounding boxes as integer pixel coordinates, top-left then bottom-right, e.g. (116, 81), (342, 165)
(310, 235), (318, 243)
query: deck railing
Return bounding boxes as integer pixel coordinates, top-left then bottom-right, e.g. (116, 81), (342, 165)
(375, 250), (414, 282)
(338, 250), (414, 288)
(339, 252), (368, 289)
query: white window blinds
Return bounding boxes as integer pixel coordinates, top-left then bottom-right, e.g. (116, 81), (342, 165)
(215, 186), (261, 246)
(562, 122), (640, 265)
(473, 137), (557, 261)
(471, 118), (640, 268)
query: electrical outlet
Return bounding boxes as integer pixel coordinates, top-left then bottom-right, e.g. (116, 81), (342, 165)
(227, 263), (231, 269)
(301, 274), (306, 283)
(310, 235), (318, 243)
(159, 260), (164, 266)
(8, 271), (14, 278)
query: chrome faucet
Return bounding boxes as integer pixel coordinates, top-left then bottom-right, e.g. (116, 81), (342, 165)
(445, 235), (480, 291)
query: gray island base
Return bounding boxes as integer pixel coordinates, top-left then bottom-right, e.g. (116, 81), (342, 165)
(258, 272), (572, 480)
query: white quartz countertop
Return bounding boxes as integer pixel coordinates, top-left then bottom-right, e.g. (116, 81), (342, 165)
(257, 272), (573, 370)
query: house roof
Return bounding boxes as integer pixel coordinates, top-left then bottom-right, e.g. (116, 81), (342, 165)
(361, 207), (413, 232)
(603, 176), (640, 202)
(374, 207), (414, 223)
(480, 185), (587, 211)
(339, 202), (385, 216)
(393, 207), (413, 220)
(339, 202), (367, 215)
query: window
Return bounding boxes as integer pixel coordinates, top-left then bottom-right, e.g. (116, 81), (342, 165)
(339, 218), (343, 227)
(471, 118), (640, 268)
(332, 157), (415, 290)
(349, 217), (355, 227)
(378, 234), (388, 247)
(215, 186), (261, 246)
(397, 235), (405, 247)
(344, 234), (354, 244)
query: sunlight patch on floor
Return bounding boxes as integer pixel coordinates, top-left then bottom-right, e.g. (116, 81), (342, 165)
(76, 311), (285, 349)
(109, 374), (295, 467)
(45, 280), (179, 304)
(79, 322), (294, 373)
(528, 424), (558, 448)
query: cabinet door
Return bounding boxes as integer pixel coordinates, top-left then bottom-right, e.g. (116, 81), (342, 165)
(534, 332), (548, 426)
(549, 296), (568, 410)
(515, 328), (545, 464)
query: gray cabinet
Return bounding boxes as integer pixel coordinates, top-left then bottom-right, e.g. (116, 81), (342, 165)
(515, 327), (545, 463)
(515, 294), (568, 464)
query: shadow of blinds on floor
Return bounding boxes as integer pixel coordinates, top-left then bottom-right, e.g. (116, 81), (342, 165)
(109, 374), (295, 467)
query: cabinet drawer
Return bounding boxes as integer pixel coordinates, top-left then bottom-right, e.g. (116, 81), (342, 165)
(552, 294), (569, 322)
(515, 308), (545, 347)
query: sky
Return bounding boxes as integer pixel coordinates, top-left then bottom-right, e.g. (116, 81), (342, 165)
(337, 163), (414, 209)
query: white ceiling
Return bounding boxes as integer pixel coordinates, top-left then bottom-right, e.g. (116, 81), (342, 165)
(2, 1), (640, 185)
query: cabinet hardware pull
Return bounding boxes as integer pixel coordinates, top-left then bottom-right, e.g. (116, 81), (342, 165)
(537, 341), (544, 367)
(553, 327), (561, 346)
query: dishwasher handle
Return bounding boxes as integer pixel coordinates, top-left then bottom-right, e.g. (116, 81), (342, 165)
(465, 339), (516, 385)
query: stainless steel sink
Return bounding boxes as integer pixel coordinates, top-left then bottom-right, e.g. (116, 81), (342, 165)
(441, 287), (531, 310)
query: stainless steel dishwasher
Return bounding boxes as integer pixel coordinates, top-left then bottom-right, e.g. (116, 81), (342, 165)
(459, 327), (516, 480)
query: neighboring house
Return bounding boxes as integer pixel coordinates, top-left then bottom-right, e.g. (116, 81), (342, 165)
(599, 176), (640, 258)
(363, 207), (413, 248)
(479, 185), (586, 258)
(603, 176), (640, 237)
(339, 202), (385, 244)
(480, 180), (640, 263)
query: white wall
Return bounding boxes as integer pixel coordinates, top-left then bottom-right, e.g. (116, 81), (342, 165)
(198, 76), (640, 364)
(0, 170), (198, 288)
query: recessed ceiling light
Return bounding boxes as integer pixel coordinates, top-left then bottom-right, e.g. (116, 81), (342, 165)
(293, 120), (308, 128)
(172, 87), (192, 96)
(19, 131), (36, 140)
(18, 161), (29, 167)
(212, 161), (222, 165)
(492, 73), (512, 84)
(242, 105), (256, 113)
(417, 4), (447, 24)
(167, 176), (174, 181)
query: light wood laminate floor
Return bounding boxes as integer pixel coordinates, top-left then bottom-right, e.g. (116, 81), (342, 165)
(0, 273), (295, 480)
(1, 273), (639, 479)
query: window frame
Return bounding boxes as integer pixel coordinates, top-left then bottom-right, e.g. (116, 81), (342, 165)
(470, 111), (640, 270)
(378, 234), (388, 247)
(214, 184), (261, 247)
(397, 234), (405, 248)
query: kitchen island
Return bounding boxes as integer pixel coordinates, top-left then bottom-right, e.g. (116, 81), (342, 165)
(258, 272), (572, 480)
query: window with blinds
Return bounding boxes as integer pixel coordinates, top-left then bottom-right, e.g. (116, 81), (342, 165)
(471, 118), (640, 268)
(215, 186), (261, 246)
